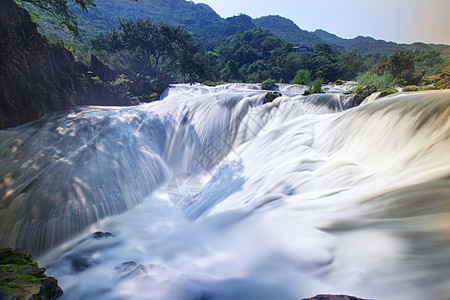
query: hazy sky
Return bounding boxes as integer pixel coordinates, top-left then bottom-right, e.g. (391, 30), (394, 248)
(192, 0), (450, 45)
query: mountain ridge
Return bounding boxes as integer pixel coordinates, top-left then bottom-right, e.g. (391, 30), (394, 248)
(39, 0), (450, 56)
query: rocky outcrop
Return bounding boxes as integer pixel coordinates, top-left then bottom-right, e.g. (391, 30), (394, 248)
(0, 0), (87, 129)
(0, 248), (63, 299)
(0, 0), (135, 130)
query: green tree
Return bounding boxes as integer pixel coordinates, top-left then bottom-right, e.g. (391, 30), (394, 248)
(376, 51), (418, 84)
(92, 18), (202, 78)
(291, 69), (310, 84)
(14, 0), (97, 36)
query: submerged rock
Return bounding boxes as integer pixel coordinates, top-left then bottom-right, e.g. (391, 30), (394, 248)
(303, 295), (370, 300)
(0, 248), (63, 299)
(92, 231), (114, 239)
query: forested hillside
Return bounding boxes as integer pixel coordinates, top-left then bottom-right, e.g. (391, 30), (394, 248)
(34, 0), (450, 56)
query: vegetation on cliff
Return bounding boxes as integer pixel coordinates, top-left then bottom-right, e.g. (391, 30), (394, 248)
(0, 248), (63, 299)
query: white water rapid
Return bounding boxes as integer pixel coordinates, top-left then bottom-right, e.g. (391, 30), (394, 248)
(0, 84), (449, 300)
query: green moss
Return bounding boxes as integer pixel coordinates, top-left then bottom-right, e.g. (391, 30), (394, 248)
(380, 88), (398, 97)
(0, 248), (62, 299)
(421, 85), (437, 91)
(202, 80), (225, 86)
(402, 85), (422, 91)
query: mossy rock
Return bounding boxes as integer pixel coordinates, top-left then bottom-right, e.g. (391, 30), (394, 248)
(402, 85), (422, 92)
(0, 248), (63, 299)
(264, 91), (282, 103)
(421, 85), (437, 91)
(202, 81), (225, 87)
(380, 88), (398, 97)
(355, 84), (377, 104)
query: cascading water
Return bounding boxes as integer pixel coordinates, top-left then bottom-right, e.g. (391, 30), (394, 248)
(0, 84), (449, 300)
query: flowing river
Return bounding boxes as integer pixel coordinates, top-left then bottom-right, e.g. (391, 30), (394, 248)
(0, 83), (449, 299)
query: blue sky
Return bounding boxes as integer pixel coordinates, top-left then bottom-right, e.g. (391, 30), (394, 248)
(192, 0), (450, 45)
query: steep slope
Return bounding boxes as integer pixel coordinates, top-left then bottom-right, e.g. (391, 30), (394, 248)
(0, 0), (86, 129)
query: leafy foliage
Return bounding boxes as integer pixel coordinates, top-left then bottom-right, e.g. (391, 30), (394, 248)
(14, 0), (97, 36)
(291, 69), (310, 84)
(91, 18), (205, 81)
(357, 71), (399, 91)
(262, 79), (276, 90)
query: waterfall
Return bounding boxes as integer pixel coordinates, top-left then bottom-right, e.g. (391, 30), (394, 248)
(0, 85), (449, 300)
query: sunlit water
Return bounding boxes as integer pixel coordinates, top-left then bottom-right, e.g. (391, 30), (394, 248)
(0, 83), (449, 299)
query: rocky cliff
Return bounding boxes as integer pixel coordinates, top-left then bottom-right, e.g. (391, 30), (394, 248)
(0, 0), (88, 129)
(0, 0), (135, 130)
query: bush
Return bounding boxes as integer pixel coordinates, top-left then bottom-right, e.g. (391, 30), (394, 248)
(310, 77), (323, 93)
(262, 78), (276, 90)
(357, 71), (399, 91)
(291, 69), (310, 85)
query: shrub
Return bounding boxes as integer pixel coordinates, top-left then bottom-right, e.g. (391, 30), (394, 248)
(262, 78), (276, 90)
(264, 91), (282, 103)
(90, 76), (103, 85)
(357, 71), (399, 91)
(291, 69), (310, 85)
(109, 74), (132, 86)
(310, 77), (323, 93)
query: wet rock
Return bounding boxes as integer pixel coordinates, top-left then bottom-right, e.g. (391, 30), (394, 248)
(0, 247), (63, 299)
(70, 255), (97, 273)
(302, 295), (370, 300)
(92, 231), (114, 239)
(114, 261), (137, 273)
(354, 84), (377, 104)
(120, 264), (148, 280)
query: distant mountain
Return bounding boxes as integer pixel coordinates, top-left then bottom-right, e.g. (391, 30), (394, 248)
(313, 29), (404, 55)
(39, 0), (449, 56)
(66, 0), (255, 47)
(252, 15), (323, 47)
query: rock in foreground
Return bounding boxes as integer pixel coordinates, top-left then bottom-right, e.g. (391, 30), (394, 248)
(0, 248), (63, 299)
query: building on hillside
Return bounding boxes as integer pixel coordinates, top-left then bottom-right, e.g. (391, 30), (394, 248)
(256, 43), (281, 59)
(293, 45), (312, 52)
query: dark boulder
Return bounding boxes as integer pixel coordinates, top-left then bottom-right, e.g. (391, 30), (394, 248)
(354, 84), (377, 104)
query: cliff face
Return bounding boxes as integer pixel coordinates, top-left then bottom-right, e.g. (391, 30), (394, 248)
(0, 0), (87, 129)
